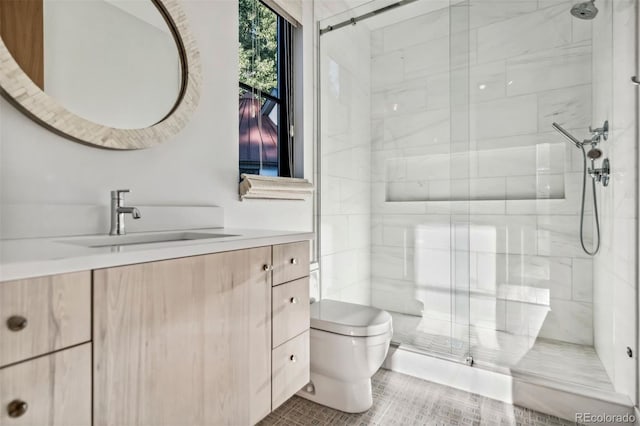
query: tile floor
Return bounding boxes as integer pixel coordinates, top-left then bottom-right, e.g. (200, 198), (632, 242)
(260, 369), (574, 426)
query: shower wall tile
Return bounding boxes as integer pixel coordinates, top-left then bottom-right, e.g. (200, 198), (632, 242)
(537, 84), (592, 132)
(371, 50), (404, 89)
(571, 258), (593, 303)
(468, 0), (538, 30)
(469, 61), (507, 103)
(505, 41), (591, 97)
(504, 255), (573, 301)
(383, 7), (449, 53)
(470, 94), (538, 140)
(571, 14), (592, 42)
(383, 108), (450, 149)
(537, 215), (594, 259)
(613, 280), (636, 397)
(404, 37), (450, 80)
(372, 82), (429, 119)
(537, 299), (593, 345)
(476, 4), (572, 64)
(426, 72), (451, 110)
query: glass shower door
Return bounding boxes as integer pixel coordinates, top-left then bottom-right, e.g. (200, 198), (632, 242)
(318, 0), (472, 363)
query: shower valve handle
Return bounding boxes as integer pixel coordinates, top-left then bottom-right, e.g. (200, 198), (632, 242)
(589, 120), (609, 141)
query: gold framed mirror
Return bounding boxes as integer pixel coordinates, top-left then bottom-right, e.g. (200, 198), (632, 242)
(0, 0), (201, 149)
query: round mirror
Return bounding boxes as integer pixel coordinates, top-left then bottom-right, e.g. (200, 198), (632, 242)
(0, 0), (201, 149)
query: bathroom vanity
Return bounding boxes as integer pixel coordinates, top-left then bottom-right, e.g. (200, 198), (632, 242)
(0, 230), (312, 426)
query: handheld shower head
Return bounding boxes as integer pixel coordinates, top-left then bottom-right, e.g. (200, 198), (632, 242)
(552, 122), (582, 148)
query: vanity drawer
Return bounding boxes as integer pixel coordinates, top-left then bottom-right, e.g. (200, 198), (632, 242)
(272, 330), (310, 410)
(272, 278), (310, 348)
(0, 343), (91, 426)
(272, 241), (310, 286)
(0, 271), (91, 367)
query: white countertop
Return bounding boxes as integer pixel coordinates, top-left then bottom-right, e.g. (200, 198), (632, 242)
(0, 228), (314, 282)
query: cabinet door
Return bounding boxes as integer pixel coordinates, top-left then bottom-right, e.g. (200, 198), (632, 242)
(0, 343), (91, 426)
(0, 271), (91, 367)
(93, 247), (272, 426)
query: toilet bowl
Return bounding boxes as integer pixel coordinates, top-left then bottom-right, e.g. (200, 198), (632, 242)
(298, 299), (392, 413)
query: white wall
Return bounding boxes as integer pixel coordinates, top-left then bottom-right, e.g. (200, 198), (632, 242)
(592, 0), (637, 401)
(0, 0), (314, 237)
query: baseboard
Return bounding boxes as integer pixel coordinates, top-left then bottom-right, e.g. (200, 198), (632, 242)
(383, 344), (635, 424)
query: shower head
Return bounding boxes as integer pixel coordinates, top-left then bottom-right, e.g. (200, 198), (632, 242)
(571, 0), (598, 19)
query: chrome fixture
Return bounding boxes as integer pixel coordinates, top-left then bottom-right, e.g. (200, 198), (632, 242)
(319, 0), (418, 34)
(632, 76), (640, 86)
(552, 121), (610, 256)
(109, 189), (141, 236)
(570, 0), (598, 19)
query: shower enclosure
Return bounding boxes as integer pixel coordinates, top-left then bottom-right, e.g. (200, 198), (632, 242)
(317, 0), (637, 412)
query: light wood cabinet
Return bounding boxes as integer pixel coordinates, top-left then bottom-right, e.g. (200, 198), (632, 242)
(272, 241), (310, 285)
(1, 238), (311, 426)
(272, 330), (310, 410)
(0, 271), (91, 368)
(272, 277), (311, 348)
(0, 343), (91, 426)
(93, 247), (272, 426)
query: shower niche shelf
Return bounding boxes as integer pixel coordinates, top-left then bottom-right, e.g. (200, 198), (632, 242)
(384, 144), (566, 202)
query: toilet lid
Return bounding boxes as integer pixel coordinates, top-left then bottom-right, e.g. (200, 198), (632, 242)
(310, 299), (392, 337)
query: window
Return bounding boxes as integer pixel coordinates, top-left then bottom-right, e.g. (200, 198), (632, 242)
(239, 0), (294, 178)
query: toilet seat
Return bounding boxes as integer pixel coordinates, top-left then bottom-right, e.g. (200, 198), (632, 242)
(310, 299), (392, 337)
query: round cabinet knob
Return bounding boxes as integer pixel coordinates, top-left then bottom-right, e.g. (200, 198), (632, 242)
(262, 264), (273, 272)
(7, 400), (28, 418)
(289, 297), (298, 304)
(7, 316), (28, 332)
(290, 258), (298, 265)
(289, 355), (297, 363)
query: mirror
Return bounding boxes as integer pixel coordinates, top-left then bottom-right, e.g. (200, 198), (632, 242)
(0, 0), (201, 149)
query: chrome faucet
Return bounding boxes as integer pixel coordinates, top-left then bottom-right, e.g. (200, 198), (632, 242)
(109, 189), (141, 236)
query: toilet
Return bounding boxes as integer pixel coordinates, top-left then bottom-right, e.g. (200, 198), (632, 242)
(298, 299), (393, 413)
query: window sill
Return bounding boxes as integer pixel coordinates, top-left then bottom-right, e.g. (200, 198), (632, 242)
(239, 174), (314, 201)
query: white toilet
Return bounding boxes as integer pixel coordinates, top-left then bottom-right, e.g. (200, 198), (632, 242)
(298, 299), (393, 413)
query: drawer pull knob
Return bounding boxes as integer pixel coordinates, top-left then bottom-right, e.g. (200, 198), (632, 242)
(263, 264), (273, 272)
(289, 355), (297, 363)
(7, 316), (28, 332)
(289, 297), (298, 304)
(290, 258), (298, 265)
(8, 400), (28, 418)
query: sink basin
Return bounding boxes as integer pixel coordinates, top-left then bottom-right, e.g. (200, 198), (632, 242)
(60, 232), (239, 248)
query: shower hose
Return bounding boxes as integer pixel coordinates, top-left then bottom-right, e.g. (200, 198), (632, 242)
(578, 145), (601, 256)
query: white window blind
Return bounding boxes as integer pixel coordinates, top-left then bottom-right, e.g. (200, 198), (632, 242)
(262, 0), (302, 27)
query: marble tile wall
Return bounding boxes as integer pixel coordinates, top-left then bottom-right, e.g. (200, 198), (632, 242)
(319, 22), (372, 305)
(592, 0), (637, 401)
(369, 1), (597, 347)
